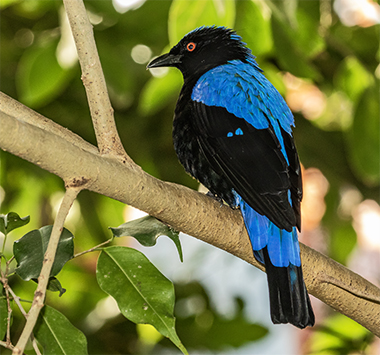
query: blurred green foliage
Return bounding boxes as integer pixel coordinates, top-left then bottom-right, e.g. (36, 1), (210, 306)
(0, 0), (379, 354)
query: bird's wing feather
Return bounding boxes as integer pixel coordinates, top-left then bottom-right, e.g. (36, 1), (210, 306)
(190, 61), (302, 230)
(193, 102), (297, 230)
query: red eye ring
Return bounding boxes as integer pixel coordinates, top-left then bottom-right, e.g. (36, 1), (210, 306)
(186, 42), (196, 52)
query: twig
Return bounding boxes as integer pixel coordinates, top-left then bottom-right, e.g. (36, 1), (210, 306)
(0, 340), (14, 351)
(5, 284), (12, 345)
(62, 0), (127, 158)
(7, 286), (28, 318)
(12, 188), (80, 355)
(0, 269), (13, 348)
(73, 237), (114, 258)
(6, 286), (41, 355)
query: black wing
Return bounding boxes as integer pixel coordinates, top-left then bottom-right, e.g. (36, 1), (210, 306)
(192, 101), (302, 231)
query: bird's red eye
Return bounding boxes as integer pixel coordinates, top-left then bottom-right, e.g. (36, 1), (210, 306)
(186, 42), (196, 52)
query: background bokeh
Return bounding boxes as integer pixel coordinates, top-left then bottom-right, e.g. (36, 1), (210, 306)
(1, 0), (379, 354)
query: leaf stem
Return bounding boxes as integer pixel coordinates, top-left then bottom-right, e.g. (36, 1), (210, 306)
(73, 237), (114, 258)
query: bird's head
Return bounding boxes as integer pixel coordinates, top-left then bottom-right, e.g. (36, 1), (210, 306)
(147, 26), (255, 79)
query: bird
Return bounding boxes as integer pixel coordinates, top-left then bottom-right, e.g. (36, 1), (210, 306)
(147, 26), (315, 328)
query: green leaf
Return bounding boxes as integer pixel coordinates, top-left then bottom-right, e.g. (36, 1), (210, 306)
(335, 56), (374, 102)
(168, 0), (235, 46)
(295, 4), (325, 58)
(32, 277), (67, 296)
(176, 310), (268, 350)
(235, 0), (272, 56)
(271, 14), (320, 79)
(14, 226), (74, 281)
(0, 212), (30, 235)
(34, 305), (88, 355)
(143, 0), (235, 117)
(16, 40), (73, 108)
(346, 83), (380, 185)
(96, 246), (188, 355)
(47, 277), (66, 297)
(110, 215), (183, 262)
(0, 0), (19, 9)
(329, 223), (357, 265)
(309, 314), (372, 354)
(313, 91), (353, 131)
(161, 283), (268, 351)
(139, 69), (182, 116)
(0, 284), (7, 341)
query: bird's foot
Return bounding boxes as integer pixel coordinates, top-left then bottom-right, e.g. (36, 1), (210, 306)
(206, 191), (224, 207)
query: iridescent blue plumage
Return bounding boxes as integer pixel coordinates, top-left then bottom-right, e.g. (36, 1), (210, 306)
(191, 60), (300, 269)
(235, 193), (301, 268)
(191, 60), (294, 134)
(147, 25), (314, 328)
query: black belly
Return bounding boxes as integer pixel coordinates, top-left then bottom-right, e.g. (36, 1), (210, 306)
(172, 109), (236, 207)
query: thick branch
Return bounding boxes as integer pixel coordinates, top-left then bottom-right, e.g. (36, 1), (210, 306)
(1, 107), (379, 337)
(0, 92), (97, 155)
(62, 0), (126, 157)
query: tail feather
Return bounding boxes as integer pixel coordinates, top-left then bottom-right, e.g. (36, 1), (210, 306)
(238, 197), (315, 328)
(261, 248), (315, 328)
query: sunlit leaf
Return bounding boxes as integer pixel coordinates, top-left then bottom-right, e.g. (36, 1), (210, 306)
(14, 226), (74, 281)
(314, 91), (353, 131)
(16, 40), (73, 108)
(271, 14), (319, 79)
(296, 4), (325, 58)
(0, 0), (19, 9)
(142, 0), (235, 116)
(335, 56), (374, 102)
(235, 0), (272, 56)
(34, 305), (88, 355)
(0, 212), (30, 235)
(139, 69), (182, 116)
(96, 246), (188, 355)
(329, 223), (357, 265)
(110, 215), (183, 262)
(346, 83), (380, 185)
(168, 0), (235, 45)
(308, 314), (372, 354)
(273, 0), (297, 27)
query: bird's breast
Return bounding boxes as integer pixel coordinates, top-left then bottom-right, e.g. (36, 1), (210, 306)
(172, 98), (236, 207)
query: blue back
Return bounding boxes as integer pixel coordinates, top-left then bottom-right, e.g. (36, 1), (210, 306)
(191, 60), (294, 162)
(191, 59), (301, 269)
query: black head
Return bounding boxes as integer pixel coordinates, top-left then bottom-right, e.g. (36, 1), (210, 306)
(147, 26), (254, 80)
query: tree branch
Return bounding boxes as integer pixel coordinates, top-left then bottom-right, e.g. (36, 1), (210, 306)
(62, 0), (126, 158)
(1, 106), (379, 337)
(1, 0), (379, 342)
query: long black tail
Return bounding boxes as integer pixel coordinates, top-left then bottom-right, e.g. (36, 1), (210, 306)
(259, 247), (315, 329)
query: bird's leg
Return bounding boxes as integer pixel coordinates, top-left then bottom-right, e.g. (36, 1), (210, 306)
(206, 191), (224, 207)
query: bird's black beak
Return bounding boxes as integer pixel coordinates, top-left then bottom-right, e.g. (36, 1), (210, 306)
(147, 52), (182, 69)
